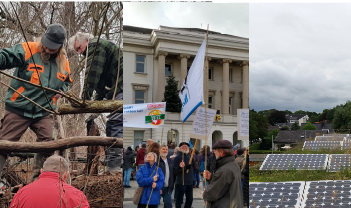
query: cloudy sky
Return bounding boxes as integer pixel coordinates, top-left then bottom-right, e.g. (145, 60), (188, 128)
(250, 4), (351, 113)
(124, 2), (249, 38)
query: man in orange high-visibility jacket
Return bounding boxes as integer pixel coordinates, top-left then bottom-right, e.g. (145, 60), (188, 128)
(0, 23), (72, 182)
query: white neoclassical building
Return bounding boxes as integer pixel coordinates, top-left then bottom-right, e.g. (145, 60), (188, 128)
(123, 25), (249, 149)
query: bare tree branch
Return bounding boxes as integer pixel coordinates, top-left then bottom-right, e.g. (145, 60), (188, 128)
(0, 136), (122, 153)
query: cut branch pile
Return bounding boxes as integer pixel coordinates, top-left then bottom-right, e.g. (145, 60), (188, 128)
(71, 173), (123, 208)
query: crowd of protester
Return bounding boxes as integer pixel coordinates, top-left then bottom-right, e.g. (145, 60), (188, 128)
(122, 140), (249, 208)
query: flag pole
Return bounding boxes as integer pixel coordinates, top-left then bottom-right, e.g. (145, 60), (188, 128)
(204, 24), (209, 195)
(182, 122), (184, 185)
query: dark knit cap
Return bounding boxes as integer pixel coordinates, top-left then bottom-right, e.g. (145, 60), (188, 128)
(179, 142), (190, 147)
(237, 148), (244, 155)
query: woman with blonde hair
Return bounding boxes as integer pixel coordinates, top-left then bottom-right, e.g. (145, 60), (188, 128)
(0, 23), (72, 182)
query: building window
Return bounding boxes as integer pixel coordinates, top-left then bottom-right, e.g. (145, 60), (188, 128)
(209, 68), (213, 80)
(229, 69), (233, 82)
(135, 90), (145, 104)
(241, 69), (243, 84)
(132, 84), (149, 104)
(134, 131), (144, 148)
(216, 110), (220, 114)
(208, 96), (213, 109)
(165, 64), (172, 76)
(136, 55), (145, 73)
(229, 97), (233, 115)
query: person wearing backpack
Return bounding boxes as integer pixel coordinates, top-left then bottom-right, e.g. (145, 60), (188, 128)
(192, 149), (200, 188)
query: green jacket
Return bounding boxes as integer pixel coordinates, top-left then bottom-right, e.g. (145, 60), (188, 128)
(0, 42), (72, 118)
(84, 37), (123, 100)
(203, 155), (244, 208)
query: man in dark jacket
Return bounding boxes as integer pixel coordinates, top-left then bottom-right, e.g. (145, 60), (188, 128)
(167, 143), (175, 157)
(202, 140), (243, 208)
(174, 142), (193, 208)
(123, 146), (135, 188)
(158, 145), (174, 208)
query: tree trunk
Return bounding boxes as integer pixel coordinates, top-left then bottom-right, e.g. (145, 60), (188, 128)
(84, 119), (101, 175)
(57, 100), (122, 115)
(0, 136), (122, 153)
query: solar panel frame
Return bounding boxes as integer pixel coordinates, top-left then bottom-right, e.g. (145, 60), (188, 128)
(260, 154), (328, 171)
(249, 181), (305, 208)
(315, 136), (344, 141)
(301, 180), (351, 207)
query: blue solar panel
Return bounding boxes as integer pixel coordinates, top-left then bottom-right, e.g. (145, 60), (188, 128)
(260, 154), (328, 171)
(302, 180), (351, 207)
(249, 182), (304, 208)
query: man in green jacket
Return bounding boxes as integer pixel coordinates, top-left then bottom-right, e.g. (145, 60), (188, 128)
(0, 23), (72, 181)
(68, 32), (122, 172)
(202, 140), (244, 208)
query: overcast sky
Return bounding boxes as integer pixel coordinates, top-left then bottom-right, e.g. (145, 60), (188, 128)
(250, 4), (351, 113)
(124, 2), (249, 38)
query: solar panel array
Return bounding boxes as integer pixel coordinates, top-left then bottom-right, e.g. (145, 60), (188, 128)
(260, 154), (328, 170)
(249, 182), (304, 208)
(250, 181), (351, 208)
(301, 180), (351, 207)
(315, 136), (344, 141)
(323, 134), (349, 137)
(328, 154), (351, 172)
(302, 141), (342, 150)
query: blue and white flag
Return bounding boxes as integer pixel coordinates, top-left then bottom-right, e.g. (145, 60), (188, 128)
(179, 39), (206, 122)
(189, 139), (194, 148)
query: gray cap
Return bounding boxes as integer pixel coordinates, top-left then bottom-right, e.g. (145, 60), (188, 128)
(212, 140), (233, 150)
(41, 23), (66, 50)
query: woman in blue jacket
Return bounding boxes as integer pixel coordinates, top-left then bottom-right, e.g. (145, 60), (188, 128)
(136, 152), (165, 208)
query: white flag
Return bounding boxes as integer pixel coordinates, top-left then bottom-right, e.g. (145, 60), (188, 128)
(179, 39), (206, 122)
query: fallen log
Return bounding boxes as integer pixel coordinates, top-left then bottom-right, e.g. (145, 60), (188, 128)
(57, 100), (122, 115)
(0, 136), (122, 153)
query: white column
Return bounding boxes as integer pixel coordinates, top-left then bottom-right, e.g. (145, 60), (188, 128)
(222, 59), (232, 115)
(178, 54), (190, 88)
(242, 61), (249, 109)
(157, 52), (168, 102)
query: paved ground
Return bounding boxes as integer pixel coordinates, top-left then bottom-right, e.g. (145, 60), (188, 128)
(123, 199), (206, 208)
(123, 179), (247, 208)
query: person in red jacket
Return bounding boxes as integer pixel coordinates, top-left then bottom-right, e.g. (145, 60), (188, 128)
(10, 155), (89, 208)
(136, 143), (146, 170)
